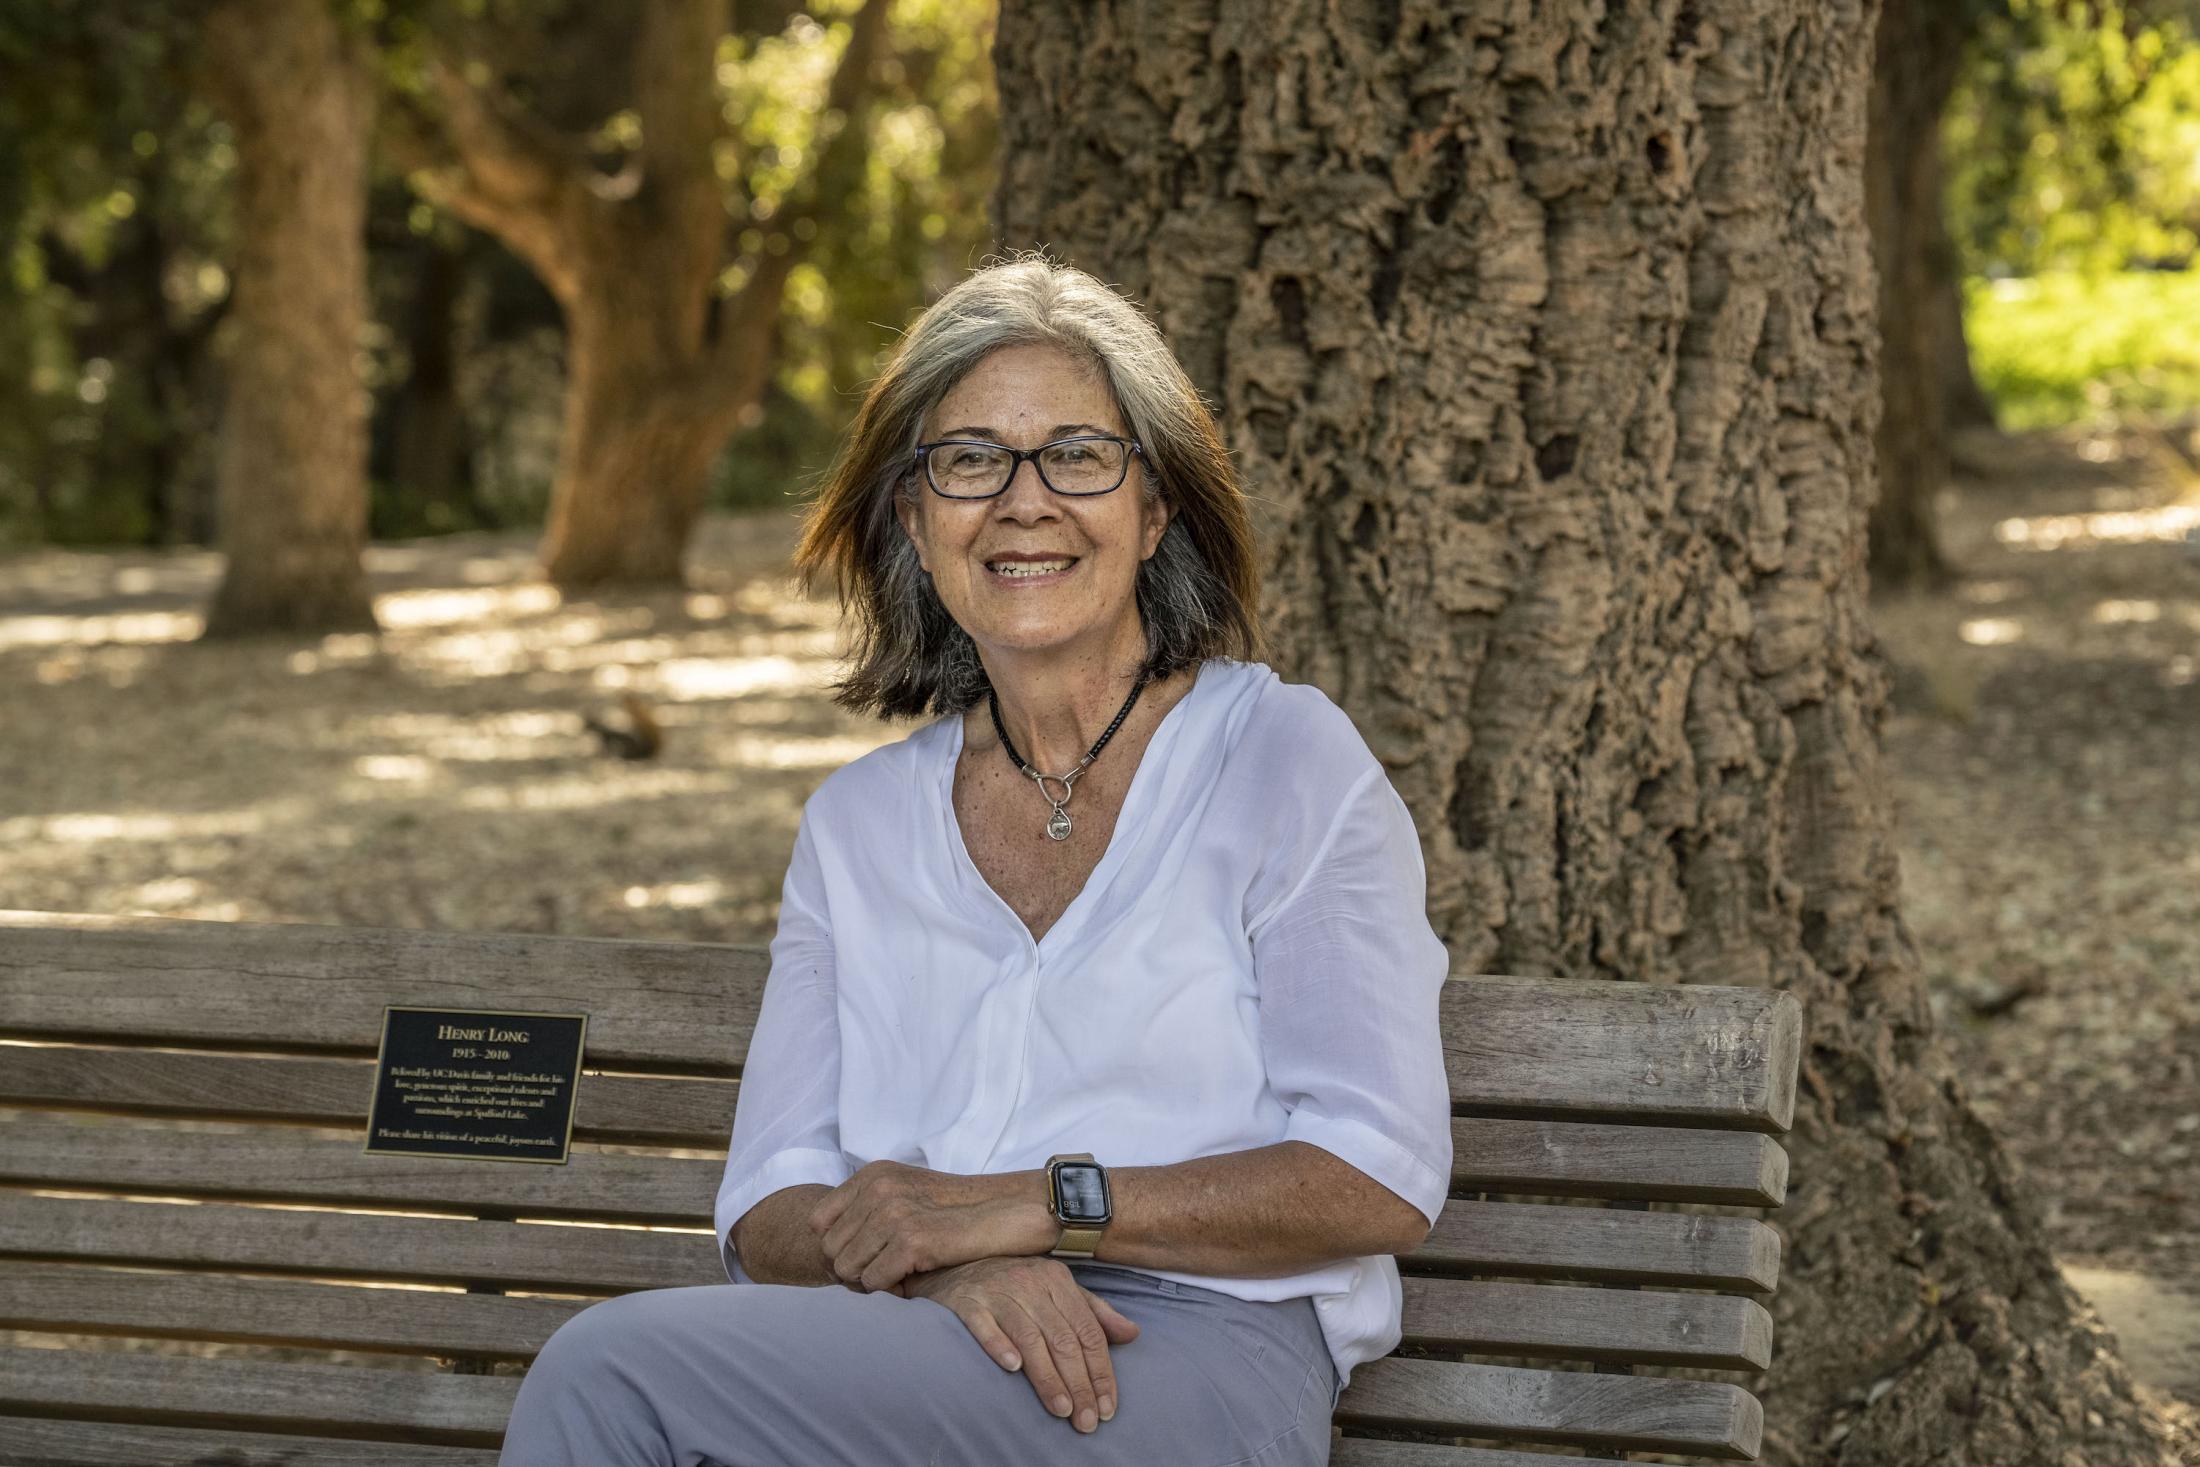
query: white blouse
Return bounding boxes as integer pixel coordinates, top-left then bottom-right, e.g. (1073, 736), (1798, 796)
(714, 655), (1454, 1391)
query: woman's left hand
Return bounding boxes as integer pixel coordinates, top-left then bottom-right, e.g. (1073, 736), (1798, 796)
(809, 1161), (1045, 1294)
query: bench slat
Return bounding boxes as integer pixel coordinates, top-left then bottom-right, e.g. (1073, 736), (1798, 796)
(0, 1260), (586, 1360)
(0, 1253), (1769, 1371)
(1, 1116), (716, 1223)
(1421, 1199), (1780, 1292)
(0, 1345), (1759, 1461)
(2, 1096), (1784, 1208)
(0, 911), (1801, 1128)
(3, 1187), (1777, 1303)
(0, 909), (1798, 1463)
(1401, 1276), (1772, 1369)
(0, 909), (765, 1071)
(1336, 1356), (1762, 1458)
(0, 1423), (1637, 1467)
(0, 1194), (719, 1294)
(0, 1044), (738, 1144)
(0, 1345), (516, 1446)
(0, 1420), (500, 1466)
(1456, 1118), (1786, 1204)
(1333, 1446), (1625, 1467)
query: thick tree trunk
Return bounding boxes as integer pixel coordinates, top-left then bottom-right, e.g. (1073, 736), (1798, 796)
(531, 192), (784, 587)
(1936, 259), (1999, 433)
(1865, 0), (1971, 590)
(538, 307), (778, 586)
(197, 0), (379, 636)
(994, 2), (2177, 1463)
(391, 0), (887, 592)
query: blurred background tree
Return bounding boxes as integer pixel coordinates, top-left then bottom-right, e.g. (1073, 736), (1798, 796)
(0, 5), (227, 549)
(1868, 0), (2200, 592)
(0, 0), (996, 579)
(0, 0), (2189, 591)
(1946, 0), (2200, 431)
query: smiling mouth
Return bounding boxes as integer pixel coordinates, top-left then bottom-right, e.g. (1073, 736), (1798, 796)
(984, 558), (1080, 582)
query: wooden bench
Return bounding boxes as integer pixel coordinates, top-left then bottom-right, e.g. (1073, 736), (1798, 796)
(0, 907), (1803, 1464)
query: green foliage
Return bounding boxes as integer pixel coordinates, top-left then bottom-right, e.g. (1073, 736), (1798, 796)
(0, 5), (231, 548)
(713, 0), (1000, 512)
(1943, 0), (2200, 275)
(1964, 268), (2200, 427)
(0, 0), (999, 547)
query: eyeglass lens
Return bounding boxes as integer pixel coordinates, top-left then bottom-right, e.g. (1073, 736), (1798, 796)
(927, 439), (1128, 498)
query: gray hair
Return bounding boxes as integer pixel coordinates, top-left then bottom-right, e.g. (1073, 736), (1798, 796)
(792, 251), (1266, 721)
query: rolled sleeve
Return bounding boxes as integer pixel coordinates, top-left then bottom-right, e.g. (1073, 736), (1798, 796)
(713, 807), (854, 1284)
(1251, 767), (1455, 1232)
(715, 1147), (853, 1284)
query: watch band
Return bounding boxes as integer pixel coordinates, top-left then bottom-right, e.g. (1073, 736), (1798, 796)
(1050, 1223), (1106, 1259)
(1046, 1152), (1109, 1259)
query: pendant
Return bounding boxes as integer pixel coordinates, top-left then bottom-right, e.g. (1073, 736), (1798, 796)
(1047, 808), (1073, 841)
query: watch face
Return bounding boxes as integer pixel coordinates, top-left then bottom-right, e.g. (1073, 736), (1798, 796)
(1054, 1163), (1111, 1223)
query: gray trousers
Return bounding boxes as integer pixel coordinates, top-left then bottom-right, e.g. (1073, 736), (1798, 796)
(496, 1261), (1339, 1466)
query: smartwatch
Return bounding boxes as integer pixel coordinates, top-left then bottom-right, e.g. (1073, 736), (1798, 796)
(1046, 1152), (1112, 1259)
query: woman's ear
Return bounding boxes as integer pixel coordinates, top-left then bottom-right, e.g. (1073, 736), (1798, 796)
(894, 488), (929, 574)
(1142, 491), (1174, 562)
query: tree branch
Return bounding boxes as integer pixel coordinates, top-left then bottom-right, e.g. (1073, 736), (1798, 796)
(637, 0), (732, 212)
(704, 0), (892, 394)
(386, 50), (597, 304)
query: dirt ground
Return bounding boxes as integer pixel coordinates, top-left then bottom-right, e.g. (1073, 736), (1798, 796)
(1870, 417), (2200, 1445)
(2, 422), (2195, 1443)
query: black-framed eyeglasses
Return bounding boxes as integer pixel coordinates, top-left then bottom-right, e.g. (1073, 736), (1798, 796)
(911, 435), (1144, 500)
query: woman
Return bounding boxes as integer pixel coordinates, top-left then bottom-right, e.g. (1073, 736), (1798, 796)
(497, 256), (1453, 1466)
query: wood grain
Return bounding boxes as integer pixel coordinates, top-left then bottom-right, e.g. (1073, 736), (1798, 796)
(0, 1419), (500, 1466)
(0, 911), (1801, 1129)
(1335, 1355), (1762, 1458)
(0, 1346), (516, 1445)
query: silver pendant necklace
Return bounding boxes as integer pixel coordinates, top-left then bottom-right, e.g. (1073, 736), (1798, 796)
(988, 672), (1152, 841)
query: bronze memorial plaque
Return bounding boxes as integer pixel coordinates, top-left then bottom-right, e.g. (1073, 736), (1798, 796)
(364, 1006), (588, 1164)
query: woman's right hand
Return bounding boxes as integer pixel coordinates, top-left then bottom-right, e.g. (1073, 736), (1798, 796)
(901, 1255), (1140, 1433)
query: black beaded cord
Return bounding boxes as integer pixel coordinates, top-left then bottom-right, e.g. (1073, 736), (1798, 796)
(988, 671), (1152, 839)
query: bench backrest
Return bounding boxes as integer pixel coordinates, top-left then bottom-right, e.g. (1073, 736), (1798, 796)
(0, 908), (1802, 1464)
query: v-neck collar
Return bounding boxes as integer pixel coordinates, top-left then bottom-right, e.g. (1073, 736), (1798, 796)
(939, 658), (1214, 960)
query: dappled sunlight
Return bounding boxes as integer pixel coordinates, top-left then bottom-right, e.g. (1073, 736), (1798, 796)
(0, 609), (200, 652)
(15, 1187), (478, 1222)
(351, 754), (443, 784)
(392, 615), (621, 680)
(1, 509), (880, 938)
(284, 633), (384, 677)
(116, 876), (237, 915)
(374, 582), (563, 629)
(1959, 617), (2026, 646)
(554, 634), (684, 667)
(622, 878), (728, 910)
(512, 1217), (714, 1234)
(346, 709), (576, 763)
(456, 555), (543, 586)
(0, 547), (224, 609)
(2092, 599), (2163, 624)
(1994, 500), (2200, 549)
(658, 653), (817, 700)
(729, 576), (839, 624)
(0, 799), (314, 846)
(453, 767), (741, 812)
(723, 731), (886, 769)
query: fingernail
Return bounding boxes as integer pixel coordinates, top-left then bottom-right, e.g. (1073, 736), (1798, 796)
(1052, 1395), (1071, 1417)
(1076, 1408), (1096, 1432)
(1099, 1396), (1115, 1420)
(1004, 1353), (1020, 1371)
